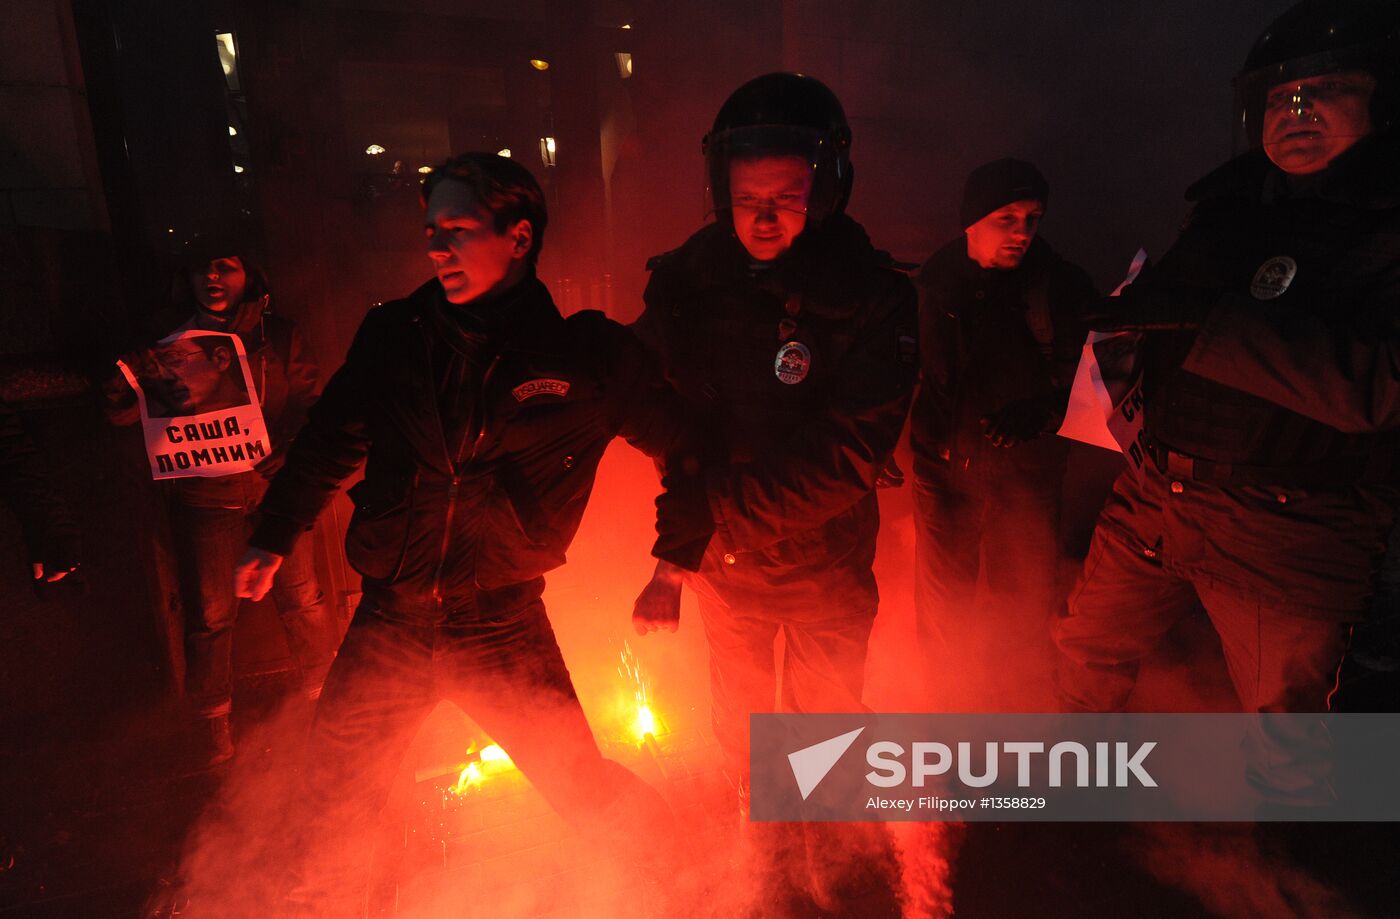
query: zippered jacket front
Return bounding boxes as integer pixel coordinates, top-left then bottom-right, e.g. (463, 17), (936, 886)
(250, 274), (706, 618)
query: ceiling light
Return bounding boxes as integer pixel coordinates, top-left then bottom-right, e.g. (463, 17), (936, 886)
(364, 144), (386, 156)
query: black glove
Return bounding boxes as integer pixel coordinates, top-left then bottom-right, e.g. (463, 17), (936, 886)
(26, 521), (80, 580)
(29, 531), (84, 598)
(980, 395), (1060, 448)
(37, 543), (81, 579)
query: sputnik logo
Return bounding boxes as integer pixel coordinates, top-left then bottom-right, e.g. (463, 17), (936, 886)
(788, 727), (865, 800)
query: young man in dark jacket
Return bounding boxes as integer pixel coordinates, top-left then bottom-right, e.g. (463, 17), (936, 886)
(911, 159), (1096, 708)
(235, 153), (702, 915)
(1055, 0), (1400, 809)
(630, 73), (916, 915)
(107, 238), (335, 768)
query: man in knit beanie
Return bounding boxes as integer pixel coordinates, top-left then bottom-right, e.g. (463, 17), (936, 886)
(909, 157), (1097, 710)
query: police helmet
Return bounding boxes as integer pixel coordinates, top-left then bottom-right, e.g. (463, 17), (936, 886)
(1234, 0), (1400, 149)
(702, 73), (853, 227)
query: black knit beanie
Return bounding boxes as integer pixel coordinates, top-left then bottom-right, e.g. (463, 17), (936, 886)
(959, 158), (1049, 228)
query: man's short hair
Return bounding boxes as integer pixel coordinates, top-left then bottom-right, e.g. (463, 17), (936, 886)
(188, 334), (234, 362)
(421, 153), (549, 266)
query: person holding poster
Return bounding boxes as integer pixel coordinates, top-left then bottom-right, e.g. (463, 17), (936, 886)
(909, 159), (1097, 708)
(1054, 0), (1400, 811)
(106, 238), (337, 769)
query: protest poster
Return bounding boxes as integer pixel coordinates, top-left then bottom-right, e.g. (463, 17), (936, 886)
(116, 331), (272, 480)
(1057, 249), (1150, 474)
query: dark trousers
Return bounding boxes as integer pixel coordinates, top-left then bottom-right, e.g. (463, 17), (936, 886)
(688, 555), (891, 914)
(171, 501), (337, 717)
(286, 594), (671, 917)
(913, 459), (1063, 706)
(686, 503), (880, 783)
(695, 596), (875, 780)
(1054, 463), (1384, 805)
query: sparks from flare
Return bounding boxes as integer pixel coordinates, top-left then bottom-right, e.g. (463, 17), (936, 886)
(618, 641), (658, 741)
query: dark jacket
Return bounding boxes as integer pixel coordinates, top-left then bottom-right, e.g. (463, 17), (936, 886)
(1136, 132), (1400, 483)
(0, 400), (79, 571)
(910, 235), (1096, 480)
(105, 297), (321, 509)
(635, 215), (918, 572)
(250, 275), (699, 618)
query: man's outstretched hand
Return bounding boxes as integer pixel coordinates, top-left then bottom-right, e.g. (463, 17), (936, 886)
(235, 547), (284, 601)
(31, 562), (78, 582)
(633, 559), (684, 636)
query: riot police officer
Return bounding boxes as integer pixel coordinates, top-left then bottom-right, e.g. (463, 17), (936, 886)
(630, 73), (917, 914)
(1055, 0), (1400, 808)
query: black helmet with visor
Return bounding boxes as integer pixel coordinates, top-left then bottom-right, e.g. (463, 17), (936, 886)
(702, 73), (853, 228)
(1233, 0), (1400, 151)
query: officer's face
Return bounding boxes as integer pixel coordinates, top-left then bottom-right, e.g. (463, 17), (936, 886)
(424, 179), (533, 305)
(1262, 71), (1375, 175)
(729, 156), (813, 262)
(964, 200), (1044, 270)
(189, 257), (247, 313)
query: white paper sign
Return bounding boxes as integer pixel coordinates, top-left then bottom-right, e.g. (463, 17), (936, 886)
(116, 330), (271, 480)
(1057, 249), (1151, 474)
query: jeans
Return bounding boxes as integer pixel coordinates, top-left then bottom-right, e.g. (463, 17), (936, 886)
(286, 592), (672, 917)
(913, 458), (1064, 705)
(171, 501), (337, 717)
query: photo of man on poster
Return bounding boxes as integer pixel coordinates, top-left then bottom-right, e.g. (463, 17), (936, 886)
(138, 333), (253, 418)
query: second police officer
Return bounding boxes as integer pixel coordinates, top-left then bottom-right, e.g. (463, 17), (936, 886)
(630, 73), (917, 915)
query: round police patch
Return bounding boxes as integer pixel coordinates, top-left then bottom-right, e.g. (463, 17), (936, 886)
(1250, 256), (1297, 300)
(774, 341), (812, 385)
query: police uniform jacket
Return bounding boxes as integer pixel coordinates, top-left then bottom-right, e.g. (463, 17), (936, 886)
(250, 275), (701, 619)
(1135, 131), (1400, 483)
(635, 215), (917, 607)
(1092, 132), (1400, 619)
